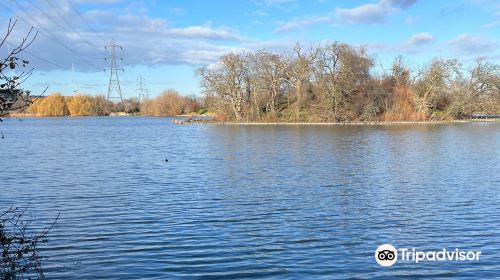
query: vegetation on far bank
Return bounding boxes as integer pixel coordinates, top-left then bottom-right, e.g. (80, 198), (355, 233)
(198, 43), (499, 122)
(13, 89), (204, 117)
(8, 42), (500, 122)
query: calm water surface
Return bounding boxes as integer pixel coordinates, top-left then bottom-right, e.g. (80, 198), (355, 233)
(1, 117), (499, 279)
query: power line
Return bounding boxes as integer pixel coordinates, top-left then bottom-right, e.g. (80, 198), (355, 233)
(2, 0), (148, 98)
(122, 66), (137, 96)
(2, 40), (65, 69)
(59, 0), (141, 96)
(38, 0), (107, 57)
(65, 0), (107, 44)
(4, 0), (102, 71)
(28, 0), (104, 57)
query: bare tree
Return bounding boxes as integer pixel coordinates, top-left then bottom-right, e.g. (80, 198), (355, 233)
(0, 19), (39, 122)
(469, 58), (499, 99)
(391, 55), (410, 86)
(198, 53), (251, 121)
(314, 43), (373, 121)
(413, 58), (461, 112)
(284, 43), (317, 116)
(250, 51), (288, 114)
(198, 42), (498, 122)
(447, 58), (500, 117)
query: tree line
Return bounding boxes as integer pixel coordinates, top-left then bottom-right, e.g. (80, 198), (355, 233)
(198, 43), (499, 122)
(21, 90), (202, 117)
(10, 42), (500, 121)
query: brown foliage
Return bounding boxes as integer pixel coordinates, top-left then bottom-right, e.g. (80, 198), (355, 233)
(155, 90), (185, 116)
(140, 89), (200, 116)
(28, 93), (68, 116)
(382, 86), (427, 121)
(27, 93), (112, 116)
(67, 95), (94, 116)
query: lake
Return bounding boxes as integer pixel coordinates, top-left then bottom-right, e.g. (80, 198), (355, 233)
(1, 117), (499, 279)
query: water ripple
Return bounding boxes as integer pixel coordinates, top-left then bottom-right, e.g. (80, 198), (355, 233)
(1, 118), (499, 279)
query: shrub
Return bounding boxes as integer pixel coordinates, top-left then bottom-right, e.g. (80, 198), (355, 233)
(1, 207), (58, 280)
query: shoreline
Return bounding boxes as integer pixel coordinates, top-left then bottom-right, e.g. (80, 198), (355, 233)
(6, 114), (499, 125)
(208, 119), (500, 126)
(7, 113), (209, 118)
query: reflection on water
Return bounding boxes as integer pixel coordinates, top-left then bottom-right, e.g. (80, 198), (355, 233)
(1, 117), (499, 279)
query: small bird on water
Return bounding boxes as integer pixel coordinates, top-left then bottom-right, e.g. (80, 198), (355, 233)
(165, 158), (168, 162)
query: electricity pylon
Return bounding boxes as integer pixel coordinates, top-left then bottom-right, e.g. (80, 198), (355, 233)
(104, 41), (123, 102)
(137, 75), (147, 103)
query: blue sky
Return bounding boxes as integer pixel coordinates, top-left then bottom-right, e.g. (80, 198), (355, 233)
(1, 0), (499, 98)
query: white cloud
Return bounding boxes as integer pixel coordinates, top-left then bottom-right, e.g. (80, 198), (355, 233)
(481, 20), (500, 28)
(167, 26), (242, 40)
(263, 0), (297, 6)
(408, 32), (435, 45)
(168, 7), (185, 16)
(481, 10), (500, 28)
(404, 15), (418, 24)
(274, 15), (332, 32)
(336, 0), (417, 24)
(366, 32), (436, 54)
(274, 0), (418, 32)
(252, 9), (268, 17)
(336, 3), (389, 24)
(2, 1), (303, 73)
(384, 0), (418, 9)
(447, 34), (499, 55)
(1, 2), (246, 72)
(367, 32), (500, 59)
